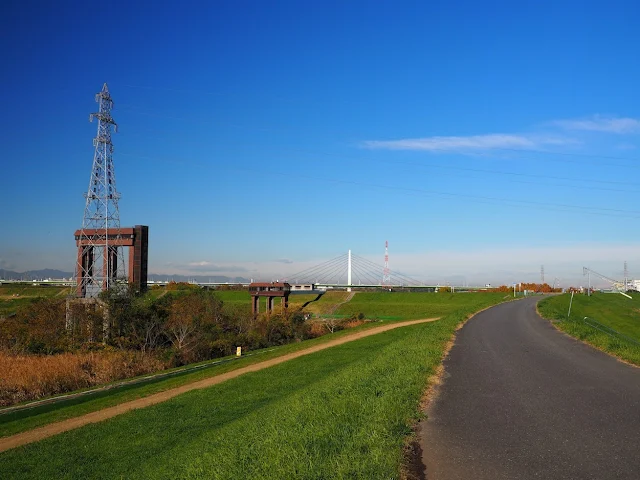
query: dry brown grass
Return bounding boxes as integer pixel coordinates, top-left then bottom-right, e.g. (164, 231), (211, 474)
(0, 350), (165, 407)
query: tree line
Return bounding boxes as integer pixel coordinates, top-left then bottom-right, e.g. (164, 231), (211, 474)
(491, 283), (560, 293)
(0, 284), (320, 366)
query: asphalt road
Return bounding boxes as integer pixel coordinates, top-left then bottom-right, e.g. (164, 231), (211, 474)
(420, 296), (640, 480)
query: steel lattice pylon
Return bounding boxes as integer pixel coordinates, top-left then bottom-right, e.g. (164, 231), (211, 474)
(382, 240), (391, 287)
(76, 83), (126, 297)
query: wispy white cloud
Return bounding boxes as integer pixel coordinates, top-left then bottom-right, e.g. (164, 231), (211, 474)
(188, 261), (213, 267)
(362, 134), (572, 152)
(363, 114), (640, 153)
(552, 115), (640, 134)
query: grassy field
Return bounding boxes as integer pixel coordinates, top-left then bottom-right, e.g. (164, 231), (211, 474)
(336, 291), (504, 320)
(143, 288), (249, 303)
(0, 293), (507, 479)
(143, 289), (318, 314)
(143, 287), (171, 301)
(0, 285), (253, 317)
(146, 289), (475, 319)
(538, 292), (640, 366)
(303, 291), (354, 315)
(0, 284), (71, 317)
(210, 289), (353, 315)
(208, 289), (249, 304)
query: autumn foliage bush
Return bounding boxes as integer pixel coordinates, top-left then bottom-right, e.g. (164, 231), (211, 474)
(491, 283), (561, 293)
(308, 322), (328, 338)
(342, 319), (365, 329)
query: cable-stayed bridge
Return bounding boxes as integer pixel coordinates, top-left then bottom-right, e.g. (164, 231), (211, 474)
(4, 251), (460, 291)
(285, 250), (426, 290)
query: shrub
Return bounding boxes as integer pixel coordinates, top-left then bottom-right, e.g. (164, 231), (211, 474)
(308, 322), (327, 338)
(343, 319), (365, 329)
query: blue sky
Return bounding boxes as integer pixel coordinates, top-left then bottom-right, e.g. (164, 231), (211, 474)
(2, 0), (640, 287)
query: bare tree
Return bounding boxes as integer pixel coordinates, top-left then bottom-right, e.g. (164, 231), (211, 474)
(323, 317), (342, 334)
(166, 294), (202, 353)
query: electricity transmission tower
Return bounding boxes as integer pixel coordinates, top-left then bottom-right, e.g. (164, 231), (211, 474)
(382, 241), (391, 287)
(76, 83), (126, 297)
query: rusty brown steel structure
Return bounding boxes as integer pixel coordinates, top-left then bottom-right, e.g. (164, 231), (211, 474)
(74, 225), (148, 297)
(249, 282), (291, 316)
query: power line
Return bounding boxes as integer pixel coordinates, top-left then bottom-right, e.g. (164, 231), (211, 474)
(117, 149), (640, 219)
(116, 83), (640, 166)
(119, 145), (640, 192)
(388, 158), (640, 188)
(113, 98), (640, 169)
(271, 147), (640, 188)
(263, 169), (640, 219)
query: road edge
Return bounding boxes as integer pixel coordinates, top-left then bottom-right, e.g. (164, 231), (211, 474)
(400, 298), (520, 480)
(535, 298), (640, 370)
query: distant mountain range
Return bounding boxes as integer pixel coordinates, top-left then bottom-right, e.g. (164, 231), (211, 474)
(0, 269), (249, 284)
(0, 269), (74, 280)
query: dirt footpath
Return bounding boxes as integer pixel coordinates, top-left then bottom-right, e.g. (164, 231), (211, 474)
(0, 317), (438, 453)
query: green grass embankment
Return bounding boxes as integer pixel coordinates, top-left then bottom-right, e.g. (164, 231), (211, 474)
(0, 294), (502, 480)
(0, 293), (506, 479)
(336, 292), (495, 320)
(0, 284), (71, 317)
(0, 321), (393, 439)
(208, 290), (249, 304)
(294, 291), (353, 315)
(538, 293), (640, 366)
(146, 289), (319, 313)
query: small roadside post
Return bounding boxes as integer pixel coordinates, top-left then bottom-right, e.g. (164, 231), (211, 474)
(567, 291), (574, 319)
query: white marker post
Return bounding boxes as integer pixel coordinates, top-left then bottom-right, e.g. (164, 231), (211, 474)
(567, 291), (574, 318)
